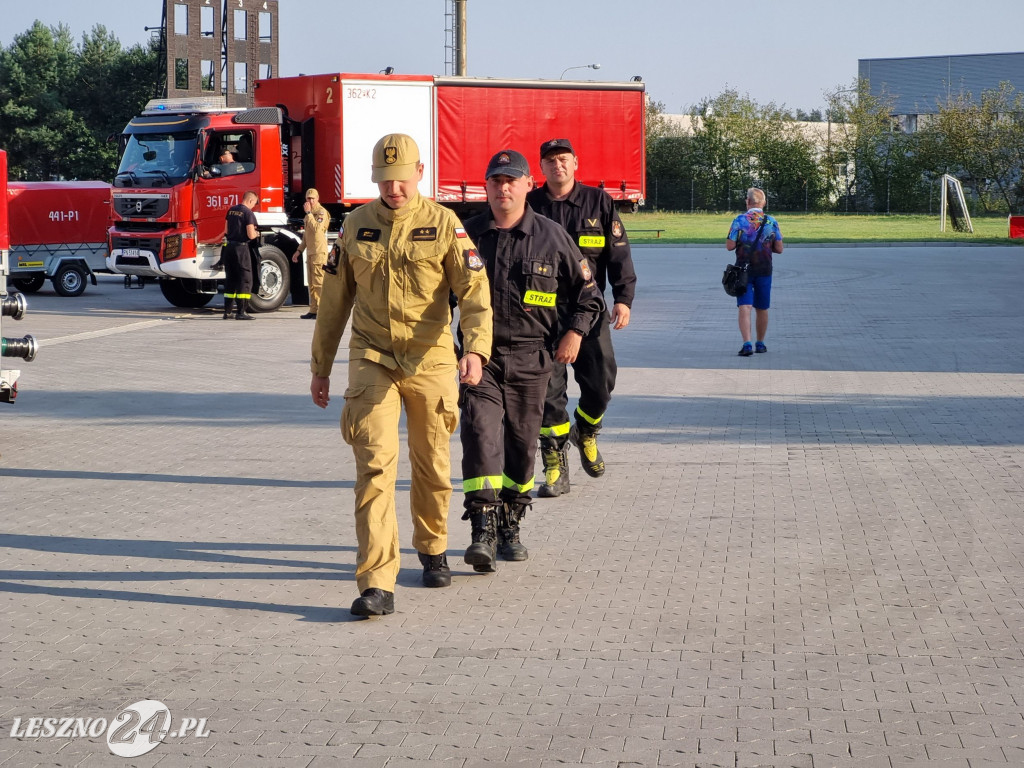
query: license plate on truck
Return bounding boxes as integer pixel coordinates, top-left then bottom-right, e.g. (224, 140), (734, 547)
(123, 248), (140, 257)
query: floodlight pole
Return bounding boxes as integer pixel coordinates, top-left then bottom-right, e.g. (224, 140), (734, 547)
(560, 64), (601, 79)
(455, 0), (467, 75)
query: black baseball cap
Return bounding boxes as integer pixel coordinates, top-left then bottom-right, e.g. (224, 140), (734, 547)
(485, 149), (531, 179)
(540, 138), (575, 159)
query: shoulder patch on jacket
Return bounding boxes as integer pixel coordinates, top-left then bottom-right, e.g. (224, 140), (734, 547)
(357, 228), (381, 242)
(612, 220), (623, 238)
(464, 248), (483, 272)
(410, 227), (437, 241)
(580, 259), (593, 282)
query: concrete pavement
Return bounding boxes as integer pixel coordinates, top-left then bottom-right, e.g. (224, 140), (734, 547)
(1, 245), (1023, 767)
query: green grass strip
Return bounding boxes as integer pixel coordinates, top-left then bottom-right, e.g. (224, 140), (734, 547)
(621, 212), (1024, 245)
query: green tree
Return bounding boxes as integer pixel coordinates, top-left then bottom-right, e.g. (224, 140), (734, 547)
(70, 26), (160, 180)
(688, 89), (752, 210)
(922, 82), (1024, 213)
(688, 89), (825, 212)
(0, 21), (80, 180)
(824, 80), (928, 213)
(644, 98), (695, 209)
(0, 21), (157, 180)
(744, 102), (824, 211)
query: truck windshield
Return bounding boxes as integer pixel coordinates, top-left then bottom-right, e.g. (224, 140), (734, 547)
(115, 131), (199, 188)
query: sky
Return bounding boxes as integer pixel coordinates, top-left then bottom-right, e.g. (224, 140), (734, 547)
(2, 0), (1024, 113)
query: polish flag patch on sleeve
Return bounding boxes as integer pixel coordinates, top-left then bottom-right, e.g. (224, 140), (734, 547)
(455, 227), (468, 238)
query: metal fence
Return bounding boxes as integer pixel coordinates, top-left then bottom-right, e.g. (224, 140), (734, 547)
(646, 175), (1003, 216)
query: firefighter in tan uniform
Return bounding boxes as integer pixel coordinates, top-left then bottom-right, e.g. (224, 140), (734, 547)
(309, 133), (493, 617)
(293, 187), (331, 319)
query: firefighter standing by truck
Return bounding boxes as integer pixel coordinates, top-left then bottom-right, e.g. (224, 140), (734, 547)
(222, 191), (259, 320)
(526, 138), (637, 497)
(459, 149), (603, 573)
(293, 187), (331, 319)
(309, 134), (492, 617)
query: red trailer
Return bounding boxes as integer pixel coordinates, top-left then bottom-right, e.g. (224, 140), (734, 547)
(254, 73), (646, 213)
(6, 181), (112, 296)
(434, 78), (645, 209)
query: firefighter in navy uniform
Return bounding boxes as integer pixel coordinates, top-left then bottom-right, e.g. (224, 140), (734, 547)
(460, 149), (603, 572)
(526, 138), (637, 497)
(222, 190), (259, 320)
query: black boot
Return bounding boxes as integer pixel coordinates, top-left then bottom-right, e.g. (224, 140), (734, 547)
(418, 551), (451, 588)
(538, 436), (570, 497)
(222, 298), (234, 319)
(462, 504), (498, 573)
(498, 501), (529, 561)
(569, 420), (605, 478)
(350, 588), (394, 616)
(235, 298), (254, 320)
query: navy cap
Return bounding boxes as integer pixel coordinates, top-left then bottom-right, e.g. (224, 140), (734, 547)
(485, 149), (531, 179)
(540, 138), (575, 159)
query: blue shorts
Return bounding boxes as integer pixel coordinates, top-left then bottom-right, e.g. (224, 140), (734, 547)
(737, 275), (772, 310)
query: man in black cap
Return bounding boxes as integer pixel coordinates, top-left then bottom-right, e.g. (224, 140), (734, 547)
(527, 138), (636, 497)
(459, 149), (603, 573)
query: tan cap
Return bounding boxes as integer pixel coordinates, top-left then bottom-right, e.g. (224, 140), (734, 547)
(371, 133), (421, 182)
(305, 188), (319, 199)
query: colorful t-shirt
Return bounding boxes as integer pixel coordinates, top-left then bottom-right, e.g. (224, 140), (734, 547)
(728, 208), (782, 277)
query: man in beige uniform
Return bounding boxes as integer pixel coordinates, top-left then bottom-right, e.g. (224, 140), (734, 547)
(309, 133), (493, 617)
(293, 187), (331, 319)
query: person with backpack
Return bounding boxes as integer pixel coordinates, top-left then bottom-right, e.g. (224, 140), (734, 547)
(726, 188), (784, 356)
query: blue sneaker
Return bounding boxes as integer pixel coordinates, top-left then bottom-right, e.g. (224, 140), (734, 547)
(738, 342), (753, 357)
(755, 341), (767, 353)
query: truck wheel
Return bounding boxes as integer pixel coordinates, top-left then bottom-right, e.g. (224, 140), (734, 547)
(11, 274), (46, 293)
(159, 278), (216, 308)
(52, 264), (88, 297)
(249, 245), (290, 312)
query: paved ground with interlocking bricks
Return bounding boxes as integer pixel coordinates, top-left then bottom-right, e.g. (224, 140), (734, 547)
(1, 244), (1022, 767)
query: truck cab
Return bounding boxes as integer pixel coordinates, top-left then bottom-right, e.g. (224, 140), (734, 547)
(106, 98), (296, 310)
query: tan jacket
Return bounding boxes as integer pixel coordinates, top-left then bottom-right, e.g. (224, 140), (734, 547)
(311, 193), (492, 378)
(300, 203), (331, 261)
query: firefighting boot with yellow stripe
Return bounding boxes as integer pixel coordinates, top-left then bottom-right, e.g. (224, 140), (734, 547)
(569, 419), (605, 478)
(235, 298), (254, 320)
(462, 504), (498, 573)
(497, 501), (529, 561)
(537, 436), (570, 497)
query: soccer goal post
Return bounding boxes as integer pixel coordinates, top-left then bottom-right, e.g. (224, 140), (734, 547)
(939, 174), (973, 233)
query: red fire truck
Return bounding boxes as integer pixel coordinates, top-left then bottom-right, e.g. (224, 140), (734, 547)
(6, 181), (112, 296)
(105, 72), (645, 311)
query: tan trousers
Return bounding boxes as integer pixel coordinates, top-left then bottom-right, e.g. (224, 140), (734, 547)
(306, 254), (326, 313)
(341, 358), (459, 592)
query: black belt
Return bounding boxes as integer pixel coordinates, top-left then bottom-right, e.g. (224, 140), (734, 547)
(492, 340), (547, 355)
(226, 240), (249, 245)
